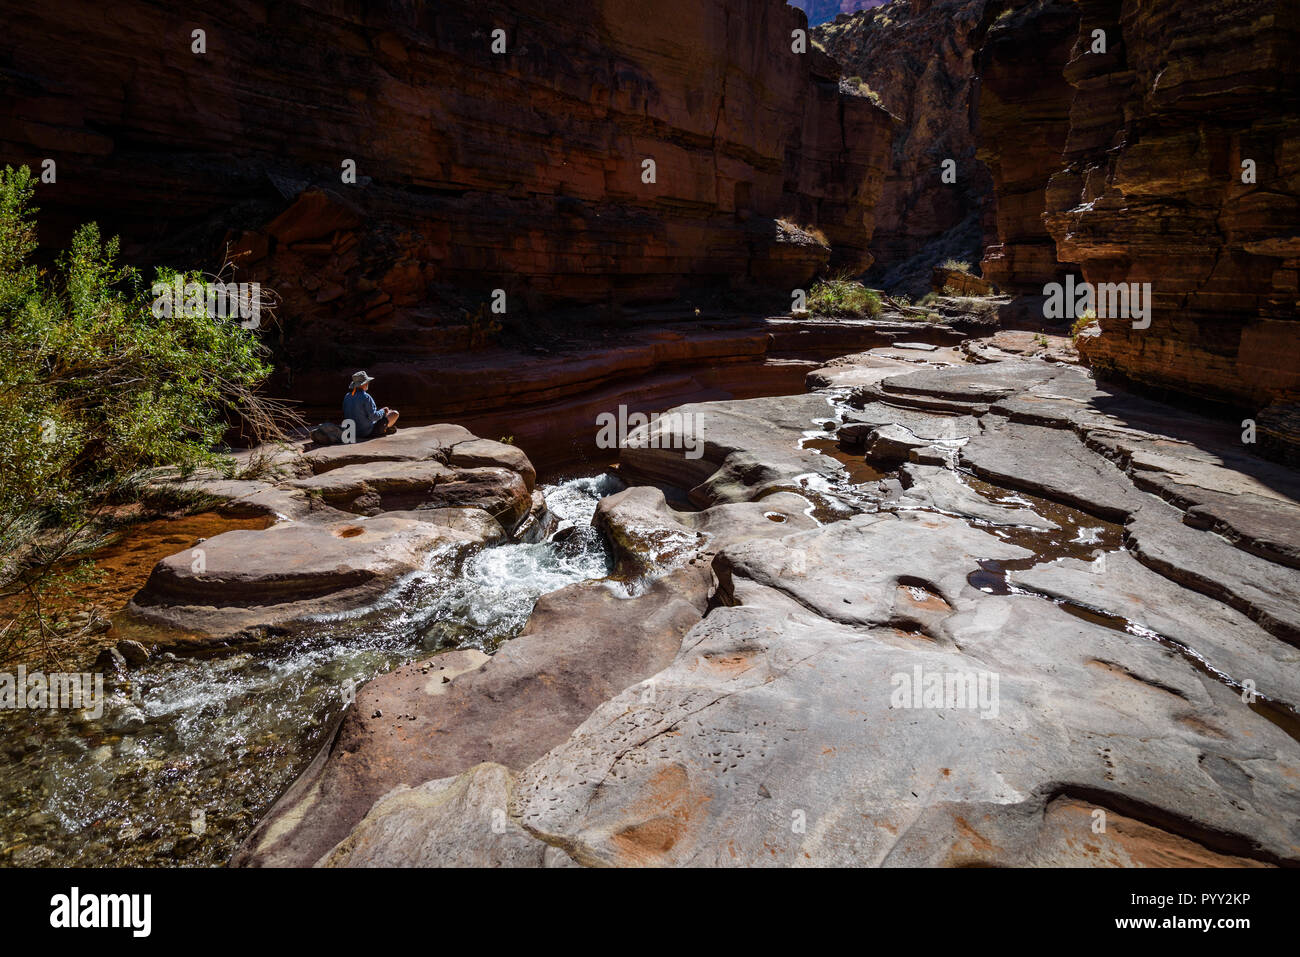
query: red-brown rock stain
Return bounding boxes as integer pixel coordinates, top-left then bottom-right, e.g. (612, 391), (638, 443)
(610, 765), (711, 866)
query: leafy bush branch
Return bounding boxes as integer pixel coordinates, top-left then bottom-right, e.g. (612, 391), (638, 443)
(0, 165), (292, 665)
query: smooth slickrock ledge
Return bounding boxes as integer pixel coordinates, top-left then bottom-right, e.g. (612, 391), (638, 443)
(232, 567), (715, 867)
(246, 338), (1300, 867)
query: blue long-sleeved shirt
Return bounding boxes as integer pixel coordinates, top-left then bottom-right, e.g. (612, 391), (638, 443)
(342, 388), (385, 438)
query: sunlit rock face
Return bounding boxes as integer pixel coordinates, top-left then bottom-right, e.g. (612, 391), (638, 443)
(0, 0), (891, 369)
(1041, 0), (1300, 457)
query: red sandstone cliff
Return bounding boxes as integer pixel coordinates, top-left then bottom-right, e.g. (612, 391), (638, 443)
(820, 0), (1298, 461)
(0, 0), (891, 372)
(815, 0), (995, 294)
(974, 0), (1082, 295)
(1043, 0), (1300, 453)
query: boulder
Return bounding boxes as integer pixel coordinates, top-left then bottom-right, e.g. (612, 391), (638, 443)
(379, 507), (507, 545)
(129, 517), (482, 639)
(862, 423), (929, 464)
(115, 640), (150, 666)
(618, 393), (844, 506)
(290, 462), (531, 529)
(593, 485), (818, 578)
(302, 424), (476, 473)
(838, 404), (979, 449)
(93, 647), (126, 674)
(444, 438), (536, 492)
(931, 266), (993, 297)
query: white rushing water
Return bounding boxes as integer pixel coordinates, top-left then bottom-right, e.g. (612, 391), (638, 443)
(0, 472), (625, 867)
(403, 471), (625, 647)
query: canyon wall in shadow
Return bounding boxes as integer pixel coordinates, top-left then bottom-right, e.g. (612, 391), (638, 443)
(0, 0), (892, 373)
(974, 0), (1082, 295)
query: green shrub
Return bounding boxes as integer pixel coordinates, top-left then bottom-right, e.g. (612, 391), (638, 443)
(0, 164), (279, 663)
(1069, 309), (1097, 340)
(941, 259), (972, 274)
(806, 275), (882, 318)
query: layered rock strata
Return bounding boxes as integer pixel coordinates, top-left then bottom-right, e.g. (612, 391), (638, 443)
(815, 0), (995, 293)
(125, 425), (539, 642)
(974, 0), (1083, 294)
(1042, 0), (1300, 456)
(1, 0), (891, 371)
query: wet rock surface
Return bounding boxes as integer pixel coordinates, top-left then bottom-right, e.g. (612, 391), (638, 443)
(129, 517), (480, 638)
(1, 466), (621, 868)
(234, 566), (714, 867)
(11, 330), (1293, 871)
(617, 392), (844, 505)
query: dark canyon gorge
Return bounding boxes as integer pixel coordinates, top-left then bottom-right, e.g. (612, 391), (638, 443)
(817, 0), (1300, 457)
(0, 0), (1298, 882)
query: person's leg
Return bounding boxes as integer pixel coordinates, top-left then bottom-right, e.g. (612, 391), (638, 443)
(385, 409), (399, 430)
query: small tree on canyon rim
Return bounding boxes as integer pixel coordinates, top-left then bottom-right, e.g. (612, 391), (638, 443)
(0, 164), (289, 665)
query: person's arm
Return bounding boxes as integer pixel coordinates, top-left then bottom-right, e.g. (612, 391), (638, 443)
(364, 391), (385, 425)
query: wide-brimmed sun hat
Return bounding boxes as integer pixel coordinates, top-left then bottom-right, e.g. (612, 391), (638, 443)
(349, 370), (374, 388)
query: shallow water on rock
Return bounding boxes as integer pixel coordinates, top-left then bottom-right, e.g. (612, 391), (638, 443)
(802, 437), (889, 486)
(955, 474), (1125, 590)
(0, 473), (623, 868)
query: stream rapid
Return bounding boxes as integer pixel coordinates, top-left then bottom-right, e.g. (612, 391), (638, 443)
(0, 473), (625, 867)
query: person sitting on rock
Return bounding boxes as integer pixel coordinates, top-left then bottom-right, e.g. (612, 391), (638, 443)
(343, 370), (399, 440)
